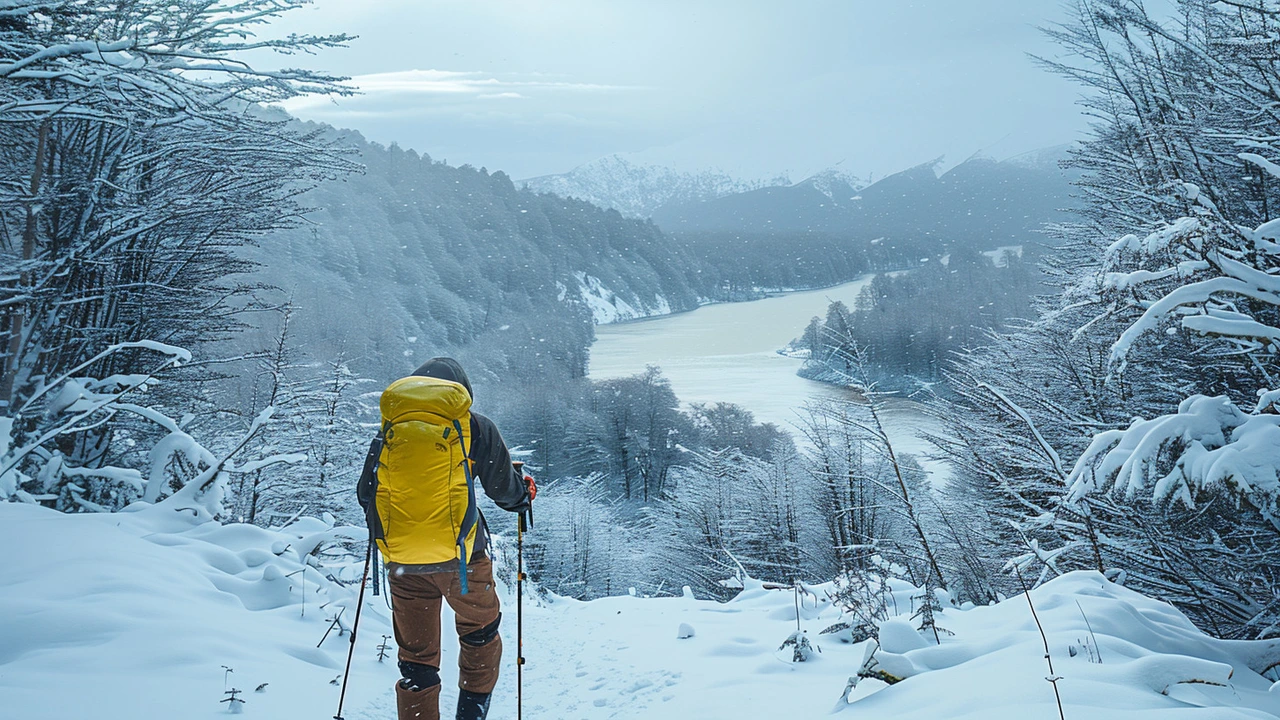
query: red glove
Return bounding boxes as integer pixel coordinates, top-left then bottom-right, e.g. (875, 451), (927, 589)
(524, 474), (537, 502)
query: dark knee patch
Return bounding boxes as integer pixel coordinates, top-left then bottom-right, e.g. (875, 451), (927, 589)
(398, 660), (440, 689)
(459, 614), (501, 647)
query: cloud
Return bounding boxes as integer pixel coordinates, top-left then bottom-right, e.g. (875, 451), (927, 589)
(279, 69), (635, 114)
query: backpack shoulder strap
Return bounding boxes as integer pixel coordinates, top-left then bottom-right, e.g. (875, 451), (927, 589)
(453, 417), (480, 594)
(357, 421), (392, 541)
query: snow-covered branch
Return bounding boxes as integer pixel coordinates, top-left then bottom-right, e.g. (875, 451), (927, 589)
(1066, 393), (1280, 528)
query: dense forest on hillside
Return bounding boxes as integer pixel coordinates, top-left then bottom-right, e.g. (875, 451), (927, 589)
(660, 156), (1075, 294)
(245, 129), (710, 387)
(799, 245), (1044, 390)
(674, 231), (872, 295)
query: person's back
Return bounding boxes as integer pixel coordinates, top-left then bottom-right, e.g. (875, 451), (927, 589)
(357, 357), (533, 720)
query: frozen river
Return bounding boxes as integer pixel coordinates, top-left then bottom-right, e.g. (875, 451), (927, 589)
(588, 277), (949, 480)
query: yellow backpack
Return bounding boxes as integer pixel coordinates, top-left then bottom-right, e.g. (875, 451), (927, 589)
(373, 376), (481, 593)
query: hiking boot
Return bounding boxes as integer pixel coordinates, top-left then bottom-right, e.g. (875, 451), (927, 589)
(455, 689), (491, 720)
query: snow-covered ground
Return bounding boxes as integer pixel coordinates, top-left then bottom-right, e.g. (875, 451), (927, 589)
(0, 502), (397, 720)
(3, 501), (1278, 720)
(519, 155), (783, 219)
(559, 272), (672, 325)
(982, 244), (1024, 267)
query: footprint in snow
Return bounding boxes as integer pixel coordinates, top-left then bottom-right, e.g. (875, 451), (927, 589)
(708, 640), (766, 657)
(625, 678), (654, 692)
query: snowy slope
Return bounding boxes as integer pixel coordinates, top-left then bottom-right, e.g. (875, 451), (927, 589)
(521, 155), (785, 218)
(842, 574), (1280, 719)
(558, 272), (674, 325)
(518, 573), (1280, 719)
(0, 502), (398, 720)
(2, 501), (1278, 720)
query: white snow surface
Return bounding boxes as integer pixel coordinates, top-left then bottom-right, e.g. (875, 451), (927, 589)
(573, 271), (671, 325)
(0, 503), (387, 720)
(1066, 392), (1280, 525)
(3, 501), (1279, 719)
(982, 244), (1024, 267)
(520, 155), (783, 218)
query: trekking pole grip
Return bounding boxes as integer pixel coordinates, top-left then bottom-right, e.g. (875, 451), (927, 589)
(513, 459), (532, 529)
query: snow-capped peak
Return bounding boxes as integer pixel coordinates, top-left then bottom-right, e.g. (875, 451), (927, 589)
(520, 155), (788, 218)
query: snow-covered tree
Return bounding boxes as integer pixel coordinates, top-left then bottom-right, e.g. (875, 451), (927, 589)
(588, 367), (687, 502)
(647, 448), (749, 599)
(736, 440), (812, 583)
(0, 342), (299, 516)
(796, 397), (885, 576)
(299, 354), (377, 524)
(1067, 391), (1280, 528)
(689, 401), (789, 460)
(0, 1), (355, 501)
(522, 473), (649, 599)
(229, 306), (374, 526)
(801, 340), (948, 590)
(934, 0), (1280, 638)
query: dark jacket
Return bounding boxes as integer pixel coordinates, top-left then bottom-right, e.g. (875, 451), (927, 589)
(356, 358), (529, 571)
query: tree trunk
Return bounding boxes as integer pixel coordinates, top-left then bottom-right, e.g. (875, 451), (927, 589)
(2, 121), (49, 408)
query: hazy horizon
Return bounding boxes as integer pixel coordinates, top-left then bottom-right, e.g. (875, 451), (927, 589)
(268, 0), (1093, 181)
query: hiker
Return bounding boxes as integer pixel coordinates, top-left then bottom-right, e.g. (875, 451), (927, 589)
(357, 357), (535, 720)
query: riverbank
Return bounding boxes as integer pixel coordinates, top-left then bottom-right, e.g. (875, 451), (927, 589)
(588, 275), (951, 482)
(597, 274), (875, 327)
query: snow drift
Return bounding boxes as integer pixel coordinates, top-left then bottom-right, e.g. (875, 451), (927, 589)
(0, 502), (396, 720)
(841, 573), (1280, 719)
(1, 500), (1277, 719)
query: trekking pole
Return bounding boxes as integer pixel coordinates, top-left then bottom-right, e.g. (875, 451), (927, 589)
(513, 461), (530, 720)
(333, 539), (373, 720)
(517, 508), (527, 720)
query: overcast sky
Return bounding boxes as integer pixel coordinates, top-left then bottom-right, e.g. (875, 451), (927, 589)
(272, 0), (1091, 181)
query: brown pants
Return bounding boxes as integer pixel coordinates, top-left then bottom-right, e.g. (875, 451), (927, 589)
(389, 557), (503, 720)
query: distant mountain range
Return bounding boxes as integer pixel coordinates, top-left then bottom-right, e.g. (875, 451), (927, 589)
(652, 149), (1080, 249)
(514, 147), (1081, 296)
(520, 155), (792, 218)
(523, 148), (1080, 262)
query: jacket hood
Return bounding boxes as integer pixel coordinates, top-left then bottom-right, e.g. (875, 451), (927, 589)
(411, 357), (473, 399)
